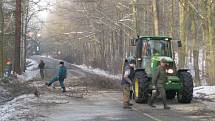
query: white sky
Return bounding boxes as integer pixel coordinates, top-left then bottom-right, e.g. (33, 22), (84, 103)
(34, 0), (55, 21)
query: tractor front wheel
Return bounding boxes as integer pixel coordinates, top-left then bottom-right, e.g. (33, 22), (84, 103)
(177, 71), (193, 103)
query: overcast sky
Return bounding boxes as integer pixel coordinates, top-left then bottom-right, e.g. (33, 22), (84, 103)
(35, 0), (55, 21)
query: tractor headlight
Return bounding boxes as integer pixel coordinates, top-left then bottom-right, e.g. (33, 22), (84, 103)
(167, 69), (174, 74)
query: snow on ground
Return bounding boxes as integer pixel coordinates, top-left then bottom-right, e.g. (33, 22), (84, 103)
(73, 64), (121, 80)
(40, 55), (53, 58)
(193, 86), (215, 99)
(0, 94), (37, 121)
(17, 59), (39, 81)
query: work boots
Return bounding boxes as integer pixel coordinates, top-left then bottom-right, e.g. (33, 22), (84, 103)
(164, 105), (170, 110)
(149, 103), (156, 108)
(123, 106), (132, 109)
(62, 87), (66, 93)
(45, 82), (51, 86)
(148, 99), (156, 108)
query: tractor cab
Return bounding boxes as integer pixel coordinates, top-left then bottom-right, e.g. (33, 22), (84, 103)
(132, 36), (175, 75)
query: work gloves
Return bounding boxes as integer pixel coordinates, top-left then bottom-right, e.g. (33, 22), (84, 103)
(152, 85), (157, 95)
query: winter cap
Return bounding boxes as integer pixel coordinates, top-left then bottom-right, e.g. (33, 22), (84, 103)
(160, 58), (167, 63)
(59, 61), (64, 65)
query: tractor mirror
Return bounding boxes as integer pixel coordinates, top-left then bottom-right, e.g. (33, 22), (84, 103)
(177, 41), (182, 47)
(130, 39), (136, 46)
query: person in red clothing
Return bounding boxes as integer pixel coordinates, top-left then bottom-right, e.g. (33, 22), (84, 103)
(6, 59), (12, 77)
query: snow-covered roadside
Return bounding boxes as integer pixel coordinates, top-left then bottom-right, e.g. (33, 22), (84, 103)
(40, 55), (53, 59)
(73, 64), (121, 80)
(193, 86), (215, 99)
(0, 59), (40, 121)
(17, 59), (39, 81)
(0, 93), (70, 121)
(0, 94), (37, 121)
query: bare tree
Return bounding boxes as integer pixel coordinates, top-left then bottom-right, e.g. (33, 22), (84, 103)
(0, 1), (4, 77)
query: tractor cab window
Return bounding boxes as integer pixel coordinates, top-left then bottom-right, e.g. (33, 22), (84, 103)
(141, 40), (172, 74)
(142, 40), (171, 57)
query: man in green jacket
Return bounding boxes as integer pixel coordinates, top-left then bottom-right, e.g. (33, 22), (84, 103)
(149, 58), (170, 109)
(46, 61), (67, 92)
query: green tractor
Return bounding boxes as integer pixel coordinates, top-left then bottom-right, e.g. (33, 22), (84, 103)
(129, 36), (193, 104)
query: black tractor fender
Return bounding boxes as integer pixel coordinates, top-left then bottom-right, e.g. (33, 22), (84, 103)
(134, 69), (146, 81)
(134, 69), (149, 87)
(177, 69), (189, 73)
(135, 68), (145, 73)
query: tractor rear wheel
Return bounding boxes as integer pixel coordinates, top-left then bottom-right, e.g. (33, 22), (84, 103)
(166, 91), (176, 100)
(133, 71), (149, 103)
(177, 71), (193, 103)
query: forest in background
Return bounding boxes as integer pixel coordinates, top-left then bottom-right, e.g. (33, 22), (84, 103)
(0, 0), (214, 86)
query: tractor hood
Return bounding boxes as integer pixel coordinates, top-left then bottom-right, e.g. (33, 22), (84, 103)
(152, 56), (174, 63)
(150, 56), (174, 74)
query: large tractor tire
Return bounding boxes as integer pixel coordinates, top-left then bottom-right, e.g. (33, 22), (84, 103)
(177, 71), (193, 103)
(133, 70), (149, 103)
(166, 91), (176, 100)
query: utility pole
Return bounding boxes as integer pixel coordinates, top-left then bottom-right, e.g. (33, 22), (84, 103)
(14, 0), (22, 74)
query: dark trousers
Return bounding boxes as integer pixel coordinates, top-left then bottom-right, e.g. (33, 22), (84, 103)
(49, 76), (65, 91)
(40, 69), (44, 79)
(150, 86), (167, 106)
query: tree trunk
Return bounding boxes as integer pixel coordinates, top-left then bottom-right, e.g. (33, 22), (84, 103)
(191, 13), (200, 86)
(136, 0), (141, 35)
(207, 1), (215, 85)
(0, 1), (4, 77)
(23, 0), (30, 72)
(14, 0), (22, 74)
(178, 0), (187, 68)
(152, 0), (159, 35)
(200, 0), (213, 85)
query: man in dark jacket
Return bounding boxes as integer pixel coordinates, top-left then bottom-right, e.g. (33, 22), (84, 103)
(148, 58), (170, 109)
(121, 63), (135, 109)
(46, 61), (67, 92)
(38, 60), (45, 79)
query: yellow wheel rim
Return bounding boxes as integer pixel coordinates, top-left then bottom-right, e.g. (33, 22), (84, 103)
(135, 79), (139, 98)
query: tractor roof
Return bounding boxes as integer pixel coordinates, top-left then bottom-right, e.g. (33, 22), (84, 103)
(138, 36), (172, 41)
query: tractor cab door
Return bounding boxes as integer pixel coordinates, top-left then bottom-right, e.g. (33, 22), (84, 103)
(141, 40), (152, 75)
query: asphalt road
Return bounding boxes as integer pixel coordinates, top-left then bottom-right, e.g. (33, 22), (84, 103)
(30, 55), (213, 121)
